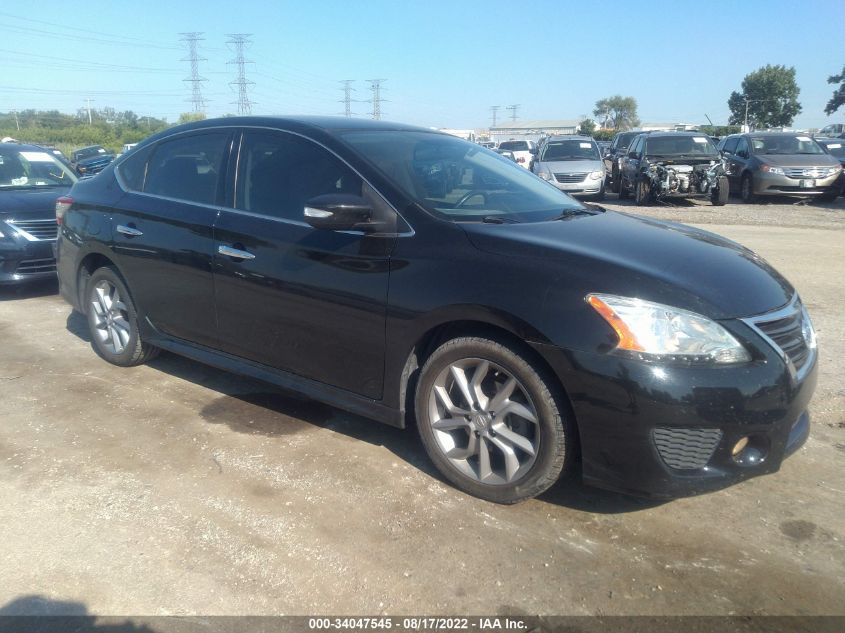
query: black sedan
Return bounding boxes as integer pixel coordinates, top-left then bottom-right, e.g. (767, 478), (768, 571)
(1, 142), (77, 284)
(56, 116), (816, 503)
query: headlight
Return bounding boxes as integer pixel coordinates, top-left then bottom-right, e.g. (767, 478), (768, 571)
(538, 171), (552, 181)
(588, 170), (604, 180)
(760, 165), (785, 175)
(587, 294), (751, 364)
(800, 304), (817, 350)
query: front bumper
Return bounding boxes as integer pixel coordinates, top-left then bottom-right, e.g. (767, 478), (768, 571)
(753, 170), (840, 196)
(532, 334), (818, 498)
(0, 239), (57, 285)
(548, 176), (604, 196)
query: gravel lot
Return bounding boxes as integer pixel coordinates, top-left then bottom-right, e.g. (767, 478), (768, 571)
(0, 192), (843, 618)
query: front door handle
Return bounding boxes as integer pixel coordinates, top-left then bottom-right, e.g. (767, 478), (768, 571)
(218, 244), (256, 260)
(116, 224), (143, 237)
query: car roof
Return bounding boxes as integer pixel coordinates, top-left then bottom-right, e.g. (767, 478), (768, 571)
(642, 131), (708, 138)
(0, 142), (55, 152)
(172, 115), (430, 136)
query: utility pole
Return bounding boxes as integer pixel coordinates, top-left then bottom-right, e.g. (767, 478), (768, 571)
(490, 105), (500, 128)
(227, 34), (254, 115)
(85, 98), (94, 125)
(506, 104), (520, 123)
(180, 32), (207, 113)
(12, 109), (19, 131)
(367, 79), (386, 120)
(339, 80), (356, 118)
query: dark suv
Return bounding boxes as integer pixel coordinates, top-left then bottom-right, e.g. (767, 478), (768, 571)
(603, 130), (640, 192)
(70, 145), (115, 176)
(57, 117), (817, 503)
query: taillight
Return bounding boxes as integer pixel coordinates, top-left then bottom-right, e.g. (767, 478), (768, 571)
(56, 196), (73, 226)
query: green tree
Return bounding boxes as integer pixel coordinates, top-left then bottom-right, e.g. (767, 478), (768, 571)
(577, 118), (597, 136)
(727, 65), (802, 129)
(592, 96), (640, 131)
(824, 64), (845, 115)
(178, 112), (207, 124)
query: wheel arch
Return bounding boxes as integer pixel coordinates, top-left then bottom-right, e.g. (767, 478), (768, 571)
(76, 250), (123, 314)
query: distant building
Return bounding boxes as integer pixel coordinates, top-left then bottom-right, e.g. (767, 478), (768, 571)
(489, 119), (580, 143)
(637, 122), (700, 132)
(437, 128), (477, 142)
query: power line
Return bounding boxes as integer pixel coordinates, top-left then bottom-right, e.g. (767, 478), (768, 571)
(506, 104), (520, 122)
(339, 80), (356, 117)
(367, 79), (386, 120)
(226, 34), (254, 115)
(490, 105), (500, 127)
(180, 32), (207, 113)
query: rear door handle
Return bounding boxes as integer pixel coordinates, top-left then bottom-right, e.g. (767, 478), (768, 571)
(116, 224), (143, 237)
(218, 244), (256, 260)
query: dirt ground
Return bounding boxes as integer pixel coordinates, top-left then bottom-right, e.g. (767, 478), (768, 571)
(0, 193), (843, 618)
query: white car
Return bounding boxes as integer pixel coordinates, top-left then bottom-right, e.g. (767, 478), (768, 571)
(496, 140), (537, 169)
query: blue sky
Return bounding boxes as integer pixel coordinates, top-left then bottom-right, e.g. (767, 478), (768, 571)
(1, 0), (843, 129)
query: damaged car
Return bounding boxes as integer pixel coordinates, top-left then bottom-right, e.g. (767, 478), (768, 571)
(619, 132), (729, 206)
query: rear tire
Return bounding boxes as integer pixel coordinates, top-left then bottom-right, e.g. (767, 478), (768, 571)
(414, 336), (573, 504)
(85, 266), (159, 367)
(711, 176), (729, 206)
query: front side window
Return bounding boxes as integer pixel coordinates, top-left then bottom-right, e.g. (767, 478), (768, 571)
(235, 131), (364, 222)
(341, 130), (589, 223)
(540, 140), (600, 161)
(144, 133), (229, 205)
(721, 137), (739, 154)
(0, 148), (77, 189)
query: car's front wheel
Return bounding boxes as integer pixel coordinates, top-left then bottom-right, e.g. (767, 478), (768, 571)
(86, 266), (159, 367)
(635, 178), (650, 206)
(740, 173), (757, 203)
(711, 176), (729, 206)
(415, 336), (572, 504)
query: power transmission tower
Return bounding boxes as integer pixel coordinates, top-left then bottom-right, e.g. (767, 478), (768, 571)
(180, 32), (207, 113)
(490, 105), (500, 127)
(367, 79), (387, 120)
(226, 34), (254, 115)
(506, 104), (520, 122)
(339, 80), (356, 117)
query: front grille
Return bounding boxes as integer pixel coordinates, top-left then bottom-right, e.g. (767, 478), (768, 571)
(753, 307), (812, 372)
(15, 257), (56, 275)
(554, 172), (588, 183)
(783, 167), (835, 179)
(653, 427), (723, 470)
(7, 219), (58, 241)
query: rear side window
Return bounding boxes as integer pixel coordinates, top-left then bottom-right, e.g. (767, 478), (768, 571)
(498, 141), (528, 151)
(116, 144), (153, 191)
(236, 130), (363, 222)
(144, 133), (229, 205)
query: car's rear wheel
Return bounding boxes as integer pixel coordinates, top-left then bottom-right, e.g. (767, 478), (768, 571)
(86, 267), (159, 367)
(740, 173), (757, 203)
(415, 336), (572, 504)
(711, 176), (729, 206)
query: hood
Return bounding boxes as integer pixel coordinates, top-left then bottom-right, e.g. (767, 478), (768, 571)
(539, 159), (603, 173)
(462, 210), (793, 320)
(757, 153), (840, 168)
(0, 187), (71, 219)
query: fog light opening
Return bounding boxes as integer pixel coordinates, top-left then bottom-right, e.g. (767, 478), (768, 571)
(732, 436), (750, 457)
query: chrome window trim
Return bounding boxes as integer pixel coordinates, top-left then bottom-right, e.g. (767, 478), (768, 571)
(114, 124), (414, 238)
(740, 294), (816, 381)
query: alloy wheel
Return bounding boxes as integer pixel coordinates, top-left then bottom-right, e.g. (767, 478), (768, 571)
(427, 358), (540, 485)
(90, 279), (131, 354)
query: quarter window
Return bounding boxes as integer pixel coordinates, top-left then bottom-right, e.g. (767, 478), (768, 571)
(144, 133), (229, 205)
(116, 144), (153, 191)
(236, 131), (363, 222)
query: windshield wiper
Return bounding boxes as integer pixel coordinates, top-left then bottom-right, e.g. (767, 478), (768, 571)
(481, 216), (520, 224)
(547, 208), (594, 221)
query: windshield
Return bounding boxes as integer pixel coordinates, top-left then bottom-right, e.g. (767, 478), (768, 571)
(498, 141), (529, 151)
(750, 135), (825, 155)
(540, 139), (599, 161)
(341, 131), (590, 223)
(0, 148), (78, 188)
(615, 132), (639, 150)
(821, 142), (845, 158)
(644, 135), (719, 157)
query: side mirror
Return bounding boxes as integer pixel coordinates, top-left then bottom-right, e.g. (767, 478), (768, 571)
(304, 194), (374, 231)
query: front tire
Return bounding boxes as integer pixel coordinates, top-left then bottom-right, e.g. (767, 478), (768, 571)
(635, 178), (650, 206)
(618, 175), (630, 199)
(740, 173), (757, 203)
(711, 176), (729, 206)
(86, 266), (159, 367)
(414, 336), (572, 504)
